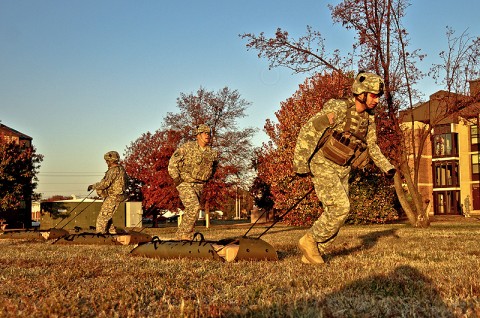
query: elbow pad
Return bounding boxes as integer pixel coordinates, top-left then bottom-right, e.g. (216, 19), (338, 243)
(312, 113), (335, 131)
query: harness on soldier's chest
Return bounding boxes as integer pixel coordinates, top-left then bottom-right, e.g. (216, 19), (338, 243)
(319, 106), (370, 168)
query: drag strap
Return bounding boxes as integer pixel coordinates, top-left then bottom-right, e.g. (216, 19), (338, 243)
(251, 187), (314, 240)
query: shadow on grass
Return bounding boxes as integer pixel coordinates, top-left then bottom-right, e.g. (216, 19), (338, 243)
(328, 228), (400, 259)
(320, 265), (453, 317)
(273, 228), (400, 261)
(317, 265), (454, 317)
(230, 265), (454, 317)
(320, 266), (454, 317)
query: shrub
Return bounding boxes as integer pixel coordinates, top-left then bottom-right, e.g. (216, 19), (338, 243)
(347, 165), (400, 224)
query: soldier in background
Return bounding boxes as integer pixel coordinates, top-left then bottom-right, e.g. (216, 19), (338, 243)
(168, 124), (218, 240)
(464, 195), (471, 217)
(88, 151), (128, 234)
(293, 72), (396, 264)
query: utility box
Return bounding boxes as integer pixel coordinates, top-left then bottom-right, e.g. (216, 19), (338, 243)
(39, 201), (143, 231)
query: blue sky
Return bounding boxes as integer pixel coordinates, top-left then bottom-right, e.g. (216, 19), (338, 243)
(1, 0), (479, 197)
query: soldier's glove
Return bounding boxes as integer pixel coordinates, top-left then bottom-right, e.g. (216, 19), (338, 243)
(87, 184), (94, 191)
(173, 177), (183, 187)
(386, 168), (396, 179)
(296, 172), (311, 178)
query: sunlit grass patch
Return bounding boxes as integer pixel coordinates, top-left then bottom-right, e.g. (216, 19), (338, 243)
(1, 220), (479, 317)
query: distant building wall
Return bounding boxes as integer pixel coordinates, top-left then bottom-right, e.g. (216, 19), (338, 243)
(32, 201), (41, 221)
(39, 201), (143, 230)
(0, 123), (32, 148)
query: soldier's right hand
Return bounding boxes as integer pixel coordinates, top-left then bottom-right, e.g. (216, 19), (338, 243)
(296, 172), (311, 178)
(87, 185), (94, 191)
(386, 168), (396, 179)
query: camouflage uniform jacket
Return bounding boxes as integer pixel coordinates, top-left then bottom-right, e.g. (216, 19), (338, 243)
(293, 97), (394, 173)
(93, 165), (128, 198)
(168, 141), (218, 183)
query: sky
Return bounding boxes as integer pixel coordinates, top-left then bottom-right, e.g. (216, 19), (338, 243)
(1, 0), (479, 198)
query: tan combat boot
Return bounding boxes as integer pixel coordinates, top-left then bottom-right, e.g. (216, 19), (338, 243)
(301, 255), (311, 264)
(298, 232), (325, 264)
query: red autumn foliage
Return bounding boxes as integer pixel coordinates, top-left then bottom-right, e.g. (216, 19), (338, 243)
(255, 72), (352, 225)
(123, 87), (256, 215)
(123, 129), (182, 212)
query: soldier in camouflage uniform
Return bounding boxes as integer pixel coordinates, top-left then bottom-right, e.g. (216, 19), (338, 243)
(168, 124), (218, 240)
(293, 72), (396, 264)
(88, 151), (128, 234)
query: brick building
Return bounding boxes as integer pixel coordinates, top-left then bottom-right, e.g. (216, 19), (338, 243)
(400, 80), (480, 216)
(0, 123), (32, 148)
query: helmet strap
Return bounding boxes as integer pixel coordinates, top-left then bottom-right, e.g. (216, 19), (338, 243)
(355, 93), (367, 105)
(107, 161), (119, 168)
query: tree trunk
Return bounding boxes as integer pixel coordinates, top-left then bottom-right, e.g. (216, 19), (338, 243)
(393, 156), (430, 227)
(393, 173), (416, 225)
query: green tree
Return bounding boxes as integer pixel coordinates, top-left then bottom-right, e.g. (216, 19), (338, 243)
(0, 139), (43, 227)
(348, 166), (399, 224)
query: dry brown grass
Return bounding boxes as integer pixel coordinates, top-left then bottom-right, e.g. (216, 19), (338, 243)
(1, 219), (479, 317)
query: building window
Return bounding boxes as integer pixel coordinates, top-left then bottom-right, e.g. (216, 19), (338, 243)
(471, 125), (479, 152)
(472, 184), (480, 210)
(472, 154), (480, 181)
(433, 133), (458, 157)
(433, 161), (459, 187)
(433, 190), (460, 215)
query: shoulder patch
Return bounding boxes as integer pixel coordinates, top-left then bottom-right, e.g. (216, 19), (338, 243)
(327, 112), (336, 125)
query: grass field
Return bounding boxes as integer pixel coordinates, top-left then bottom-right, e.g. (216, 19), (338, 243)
(1, 218), (479, 317)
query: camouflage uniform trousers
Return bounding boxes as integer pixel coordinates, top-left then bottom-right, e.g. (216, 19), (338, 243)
(96, 196), (121, 234)
(309, 160), (351, 253)
(176, 182), (204, 240)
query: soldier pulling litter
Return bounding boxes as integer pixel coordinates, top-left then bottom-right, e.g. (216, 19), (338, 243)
(168, 124), (218, 241)
(294, 71), (396, 265)
(88, 151), (128, 234)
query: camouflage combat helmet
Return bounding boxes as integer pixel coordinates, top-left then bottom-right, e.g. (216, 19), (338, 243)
(351, 72), (384, 96)
(196, 124), (211, 135)
(104, 151), (120, 163)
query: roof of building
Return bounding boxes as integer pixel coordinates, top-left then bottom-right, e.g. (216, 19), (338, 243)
(399, 89), (480, 125)
(0, 123), (32, 140)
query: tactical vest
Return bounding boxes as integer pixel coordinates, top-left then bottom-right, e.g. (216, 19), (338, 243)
(321, 105), (370, 168)
(293, 101), (371, 174)
(96, 165), (129, 201)
(174, 141), (218, 183)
